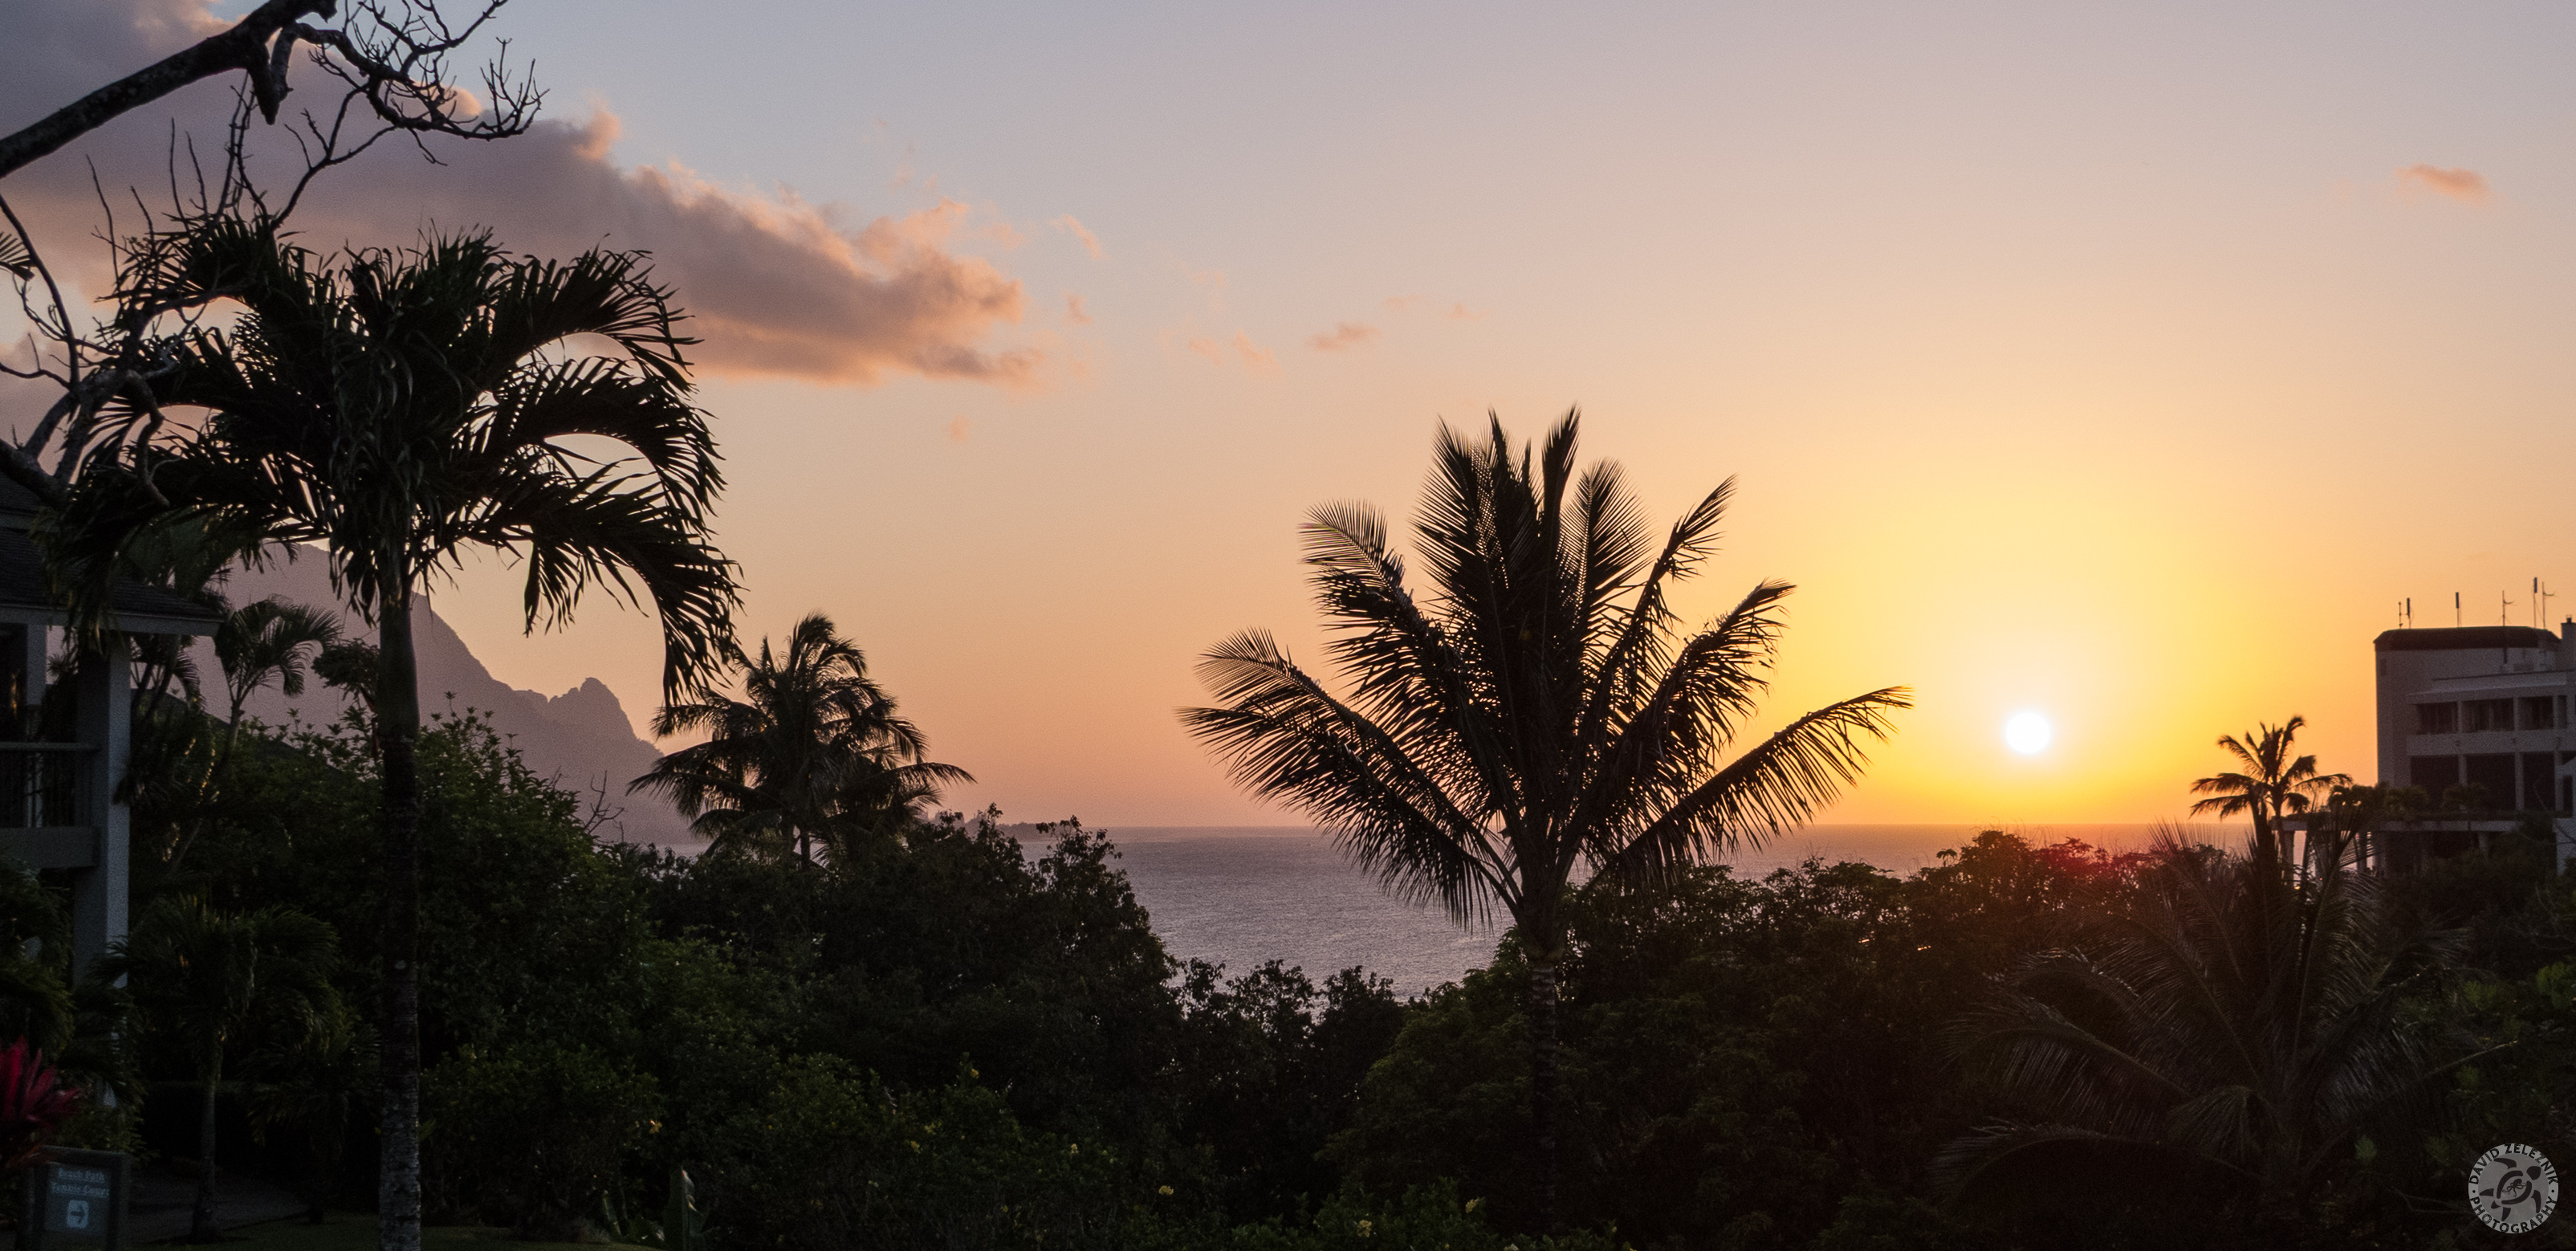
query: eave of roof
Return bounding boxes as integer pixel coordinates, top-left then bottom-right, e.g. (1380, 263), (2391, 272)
(0, 515), (223, 636)
(2373, 626), (2562, 654)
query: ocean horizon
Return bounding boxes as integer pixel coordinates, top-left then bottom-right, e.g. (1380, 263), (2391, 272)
(635, 821), (2252, 994)
(1035, 821), (2250, 996)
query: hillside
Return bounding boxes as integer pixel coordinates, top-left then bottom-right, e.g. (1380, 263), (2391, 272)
(196, 555), (697, 847)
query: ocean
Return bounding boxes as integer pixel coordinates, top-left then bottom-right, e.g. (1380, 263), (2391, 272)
(1082, 823), (2208, 996)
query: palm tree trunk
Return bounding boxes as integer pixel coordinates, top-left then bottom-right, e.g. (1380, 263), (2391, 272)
(376, 586), (425, 1251)
(191, 1039), (222, 1241)
(166, 715), (243, 872)
(306, 1097), (343, 1223)
(1527, 956), (1562, 1233)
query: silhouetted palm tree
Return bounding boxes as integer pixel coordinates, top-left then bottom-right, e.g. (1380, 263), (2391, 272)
(216, 597), (341, 730)
(633, 613), (970, 865)
(45, 218), (738, 1251)
(2318, 781), (2426, 876)
(1182, 410), (1909, 1228)
(2188, 716), (2350, 877)
(161, 597), (345, 870)
(1938, 834), (2474, 1238)
(108, 899), (337, 1242)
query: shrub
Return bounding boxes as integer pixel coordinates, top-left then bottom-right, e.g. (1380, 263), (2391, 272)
(422, 1041), (660, 1237)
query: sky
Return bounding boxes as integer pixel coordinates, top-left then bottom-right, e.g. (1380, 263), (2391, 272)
(8, 2), (2576, 828)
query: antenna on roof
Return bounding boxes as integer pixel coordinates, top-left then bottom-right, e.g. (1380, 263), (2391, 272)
(2503, 589), (2514, 626)
(2456, 591), (2463, 627)
(2537, 579), (2554, 627)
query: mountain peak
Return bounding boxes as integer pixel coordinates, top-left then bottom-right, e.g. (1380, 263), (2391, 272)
(202, 557), (694, 847)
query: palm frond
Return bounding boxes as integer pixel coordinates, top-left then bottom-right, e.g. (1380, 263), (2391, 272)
(1182, 629), (1503, 923)
(1614, 687), (1911, 877)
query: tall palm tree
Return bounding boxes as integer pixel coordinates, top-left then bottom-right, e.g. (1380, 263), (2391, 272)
(44, 217), (738, 1251)
(108, 899), (337, 1242)
(1937, 835), (2475, 1238)
(2188, 716), (2350, 877)
(1181, 411), (1909, 1228)
(633, 613), (970, 865)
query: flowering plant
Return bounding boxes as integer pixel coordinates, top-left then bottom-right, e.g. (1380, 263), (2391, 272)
(0, 1039), (81, 1173)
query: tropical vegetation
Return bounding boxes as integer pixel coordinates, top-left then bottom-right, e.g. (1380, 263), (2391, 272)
(0, 25), (2566, 1249)
(1183, 412), (1910, 1227)
(42, 219), (738, 1249)
(632, 613), (970, 866)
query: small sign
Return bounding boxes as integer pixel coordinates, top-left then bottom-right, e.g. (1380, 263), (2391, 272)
(20, 1150), (126, 1251)
(43, 1164), (110, 1233)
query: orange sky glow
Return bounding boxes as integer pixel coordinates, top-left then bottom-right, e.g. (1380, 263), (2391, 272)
(10, 2), (2576, 829)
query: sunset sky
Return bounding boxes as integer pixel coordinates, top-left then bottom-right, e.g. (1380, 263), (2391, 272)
(10, 2), (2576, 828)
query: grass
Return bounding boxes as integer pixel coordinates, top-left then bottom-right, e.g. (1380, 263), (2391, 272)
(189, 1212), (653, 1251)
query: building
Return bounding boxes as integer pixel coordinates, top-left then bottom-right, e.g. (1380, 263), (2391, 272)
(0, 479), (222, 975)
(2373, 622), (2576, 870)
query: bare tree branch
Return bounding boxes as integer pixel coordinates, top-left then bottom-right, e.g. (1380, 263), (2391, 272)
(0, 1), (541, 511)
(0, 1), (336, 181)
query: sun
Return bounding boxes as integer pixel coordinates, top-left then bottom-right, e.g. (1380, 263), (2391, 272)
(2004, 711), (2053, 755)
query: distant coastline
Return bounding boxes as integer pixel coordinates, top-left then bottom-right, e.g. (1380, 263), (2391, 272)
(1005, 821), (2255, 991)
(1032, 820), (2248, 867)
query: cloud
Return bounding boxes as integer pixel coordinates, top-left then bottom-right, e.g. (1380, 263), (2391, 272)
(946, 415), (971, 443)
(1065, 294), (1092, 324)
(2396, 164), (2492, 204)
(976, 216), (1027, 249)
(1382, 295), (1484, 321)
(0, 0), (1041, 389)
(1052, 214), (1103, 259)
(1308, 322), (1378, 352)
(1178, 330), (1275, 375)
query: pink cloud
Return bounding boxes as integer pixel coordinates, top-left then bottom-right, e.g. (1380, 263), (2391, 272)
(1178, 330), (1275, 375)
(1065, 294), (1093, 324)
(2396, 164), (2492, 205)
(0, 1), (1042, 389)
(946, 415), (972, 443)
(1447, 303), (1487, 320)
(1052, 214), (1104, 259)
(1308, 322), (1378, 352)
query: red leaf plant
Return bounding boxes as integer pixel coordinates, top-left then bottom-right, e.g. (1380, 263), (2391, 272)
(0, 1039), (81, 1173)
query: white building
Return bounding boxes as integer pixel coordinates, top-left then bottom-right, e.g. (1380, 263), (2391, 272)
(0, 480), (220, 976)
(2373, 622), (2576, 869)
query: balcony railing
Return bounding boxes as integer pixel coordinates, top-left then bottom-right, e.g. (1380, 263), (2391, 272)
(0, 741), (90, 830)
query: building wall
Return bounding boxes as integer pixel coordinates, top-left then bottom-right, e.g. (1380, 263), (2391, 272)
(2374, 624), (2576, 813)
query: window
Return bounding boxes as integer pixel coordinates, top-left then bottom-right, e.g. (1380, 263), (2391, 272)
(2466, 753), (2517, 805)
(2417, 702), (2460, 734)
(2464, 699), (2516, 733)
(2411, 755), (2460, 788)
(2525, 697), (2558, 730)
(2524, 753), (2556, 810)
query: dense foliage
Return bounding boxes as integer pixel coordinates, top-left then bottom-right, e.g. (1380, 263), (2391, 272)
(5, 700), (2570, 1249)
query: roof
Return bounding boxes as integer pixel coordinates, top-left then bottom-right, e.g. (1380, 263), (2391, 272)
(0, 524), (222, 636)
(2374, 626), (2563, 653)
